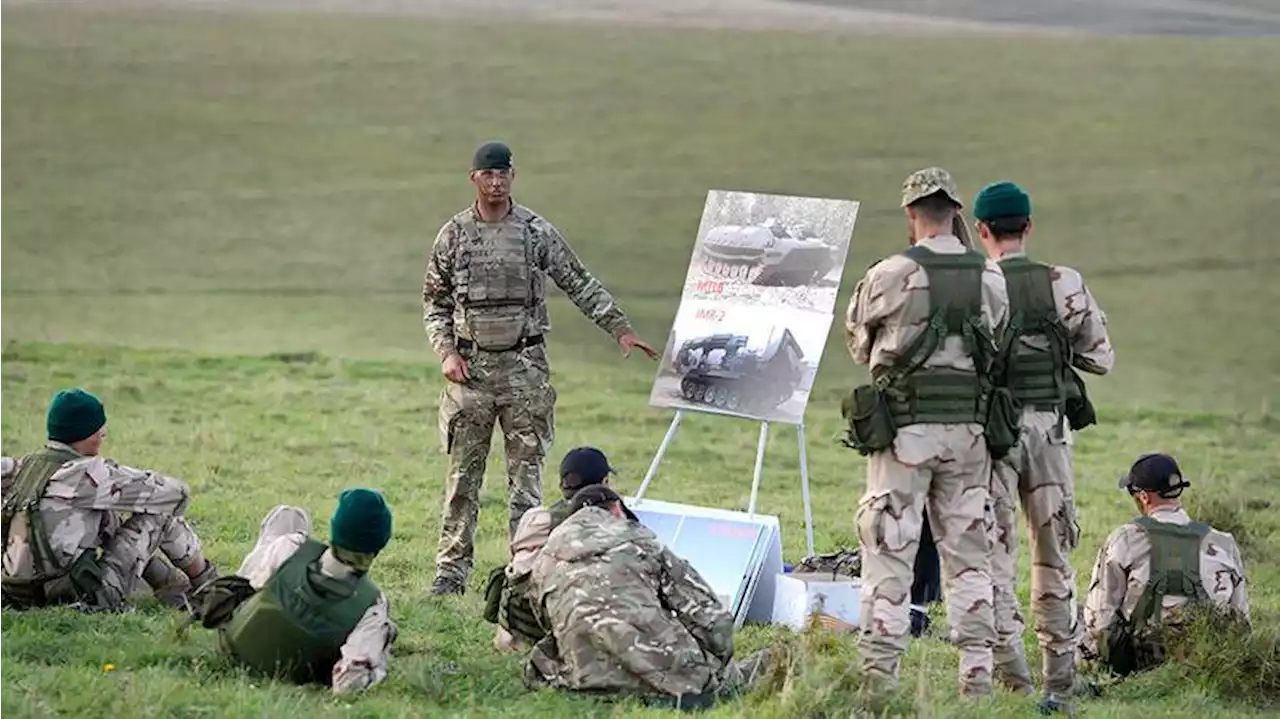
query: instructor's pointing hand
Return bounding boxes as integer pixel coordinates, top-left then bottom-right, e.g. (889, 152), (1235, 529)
(442, 352), (470, 383)
(619, 332), (660, 360)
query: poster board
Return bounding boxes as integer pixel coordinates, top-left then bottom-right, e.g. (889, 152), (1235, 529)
(627, 497), (784, 629)
(648, 190), (860, 425)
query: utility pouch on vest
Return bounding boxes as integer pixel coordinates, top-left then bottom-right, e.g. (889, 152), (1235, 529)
(840, 384), (897, 455)
(1065, 369), (1097, 431)
(193, 575), (257, 629)
(3, 549), (103, 609)
(500, 573), (546, 644)
(1100, 613), (1141, 676)
(464, 308), (531, 352)
(482, 566), (505, 624)
(984, 386), (1020, 460)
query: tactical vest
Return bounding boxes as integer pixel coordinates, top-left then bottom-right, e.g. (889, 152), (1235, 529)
(1, 447), (94, 608)
(451, 205), (540, 352)
(218, 539), (380, 685)
(494, 499), (574, 644)
(997, 256), (1074, 411)
(1097, 516), (1212, 675)
(875, 245), (995, 427)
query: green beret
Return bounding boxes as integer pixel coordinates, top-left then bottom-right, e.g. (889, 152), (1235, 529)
(973, 181), (1032, 222)
(472, 141), (513, 171)
(47, 388), (106, 444)
(330, 488), (393, 555)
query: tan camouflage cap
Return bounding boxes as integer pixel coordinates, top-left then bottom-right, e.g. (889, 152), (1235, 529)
(901, 167), (963, 208)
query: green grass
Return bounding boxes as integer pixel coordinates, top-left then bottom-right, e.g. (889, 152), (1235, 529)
(2, 5), (1280, 717)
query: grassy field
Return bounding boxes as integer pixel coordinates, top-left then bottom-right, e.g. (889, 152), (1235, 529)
(3, 5), (1279, 717)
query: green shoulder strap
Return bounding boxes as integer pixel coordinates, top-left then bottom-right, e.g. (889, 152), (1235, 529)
(547, 499), (573, 530)
(1, 447), (81, 577)
(876, 245), (992, 388)
(1128, 516), (1212, 631)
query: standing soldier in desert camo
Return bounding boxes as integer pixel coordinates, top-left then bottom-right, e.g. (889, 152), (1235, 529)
(969, 181), (1115, 713)
(842, 167), (1009, 699)
(1, 388), (218, 611)
(422, 141), (660, 596)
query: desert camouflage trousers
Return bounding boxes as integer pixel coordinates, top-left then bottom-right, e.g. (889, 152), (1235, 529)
(435, 343), (556, 584)
(990, 410), (1081, 695)
(104, 512), (205, 601)
(855, 424), (996, 697)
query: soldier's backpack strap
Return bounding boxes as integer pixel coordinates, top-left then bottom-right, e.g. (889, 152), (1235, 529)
(1128, 516), (1212, 632)
(1, 447), (80, 578)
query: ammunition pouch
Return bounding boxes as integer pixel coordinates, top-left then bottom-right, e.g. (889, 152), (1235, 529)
(1097, 615), (1163, 677)
(482, 566), (546, 644)
(840, 384), (897, 455)
(191, 575), (257, 629)
(885, 371), (986, 427)
(1, 549), (105, 610)
(984, 386), (1021, 460)
(1065, 369), (1096, 431)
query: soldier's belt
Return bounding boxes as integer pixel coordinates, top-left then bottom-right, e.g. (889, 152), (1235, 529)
(456, 334), (544, 352)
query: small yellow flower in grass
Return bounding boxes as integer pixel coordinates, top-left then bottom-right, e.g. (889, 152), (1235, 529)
(103, 663), (116, 673)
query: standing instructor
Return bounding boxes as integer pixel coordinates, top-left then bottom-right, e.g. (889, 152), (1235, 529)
(422, 141), (659, 595)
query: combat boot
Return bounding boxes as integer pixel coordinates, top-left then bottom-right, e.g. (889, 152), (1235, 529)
(431, 574), (465, 596)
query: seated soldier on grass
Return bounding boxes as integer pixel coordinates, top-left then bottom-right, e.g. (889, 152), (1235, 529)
(190, 489), (397, 695)
(2, 388), (218, 612)
(523, 485), (771, 711)
(1080, 453), (1250, 677)
(486, 446), (616, 653)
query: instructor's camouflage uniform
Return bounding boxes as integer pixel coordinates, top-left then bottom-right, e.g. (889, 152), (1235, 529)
(423, 143), (637, 592)
(973, 181), (1116, 698)
(525, 502), (765, 704)
(845, 168), (1007, 697)
(2, 443), (210, 609)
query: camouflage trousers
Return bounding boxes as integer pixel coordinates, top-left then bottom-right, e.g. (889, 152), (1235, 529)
(990, 410), (1082, 695)
(855, 424), (996, 697)
(435, 343), (556, 585)
(103, 512), (205, 602)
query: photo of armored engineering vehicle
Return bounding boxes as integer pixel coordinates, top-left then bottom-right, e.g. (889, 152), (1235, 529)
(673, 327), (807, 415)
(696, 218), (840, 287)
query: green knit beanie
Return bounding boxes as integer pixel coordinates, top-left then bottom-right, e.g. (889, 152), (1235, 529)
(973, 181), (1032, 222)
(46, 388), (107, 443)
(330, 488), (393, 555)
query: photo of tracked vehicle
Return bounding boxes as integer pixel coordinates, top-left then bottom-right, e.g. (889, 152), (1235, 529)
(697, 219), (840, 287)
(674, 327), (807, 415)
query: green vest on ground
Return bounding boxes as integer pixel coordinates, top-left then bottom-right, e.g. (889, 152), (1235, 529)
(1098, 516), (1211, 675)
(218, 538), (379, 685)
(878, 245), (995, 427)
(0, 446), (99, 608)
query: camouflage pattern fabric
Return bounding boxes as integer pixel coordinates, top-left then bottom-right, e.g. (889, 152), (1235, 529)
(1, 442), (206, 604)
(524, 506), (738, 699)
(1080, 505), (1250, 659)
(793, 548), (861, 579)
(845, 233), (1008, 697)
(423, 202), (636, 586)
(990, 255), (1115, 693)
(235, 505), (399, 694)
(901, 167), (964, 208)
(434, 345), (556, 585)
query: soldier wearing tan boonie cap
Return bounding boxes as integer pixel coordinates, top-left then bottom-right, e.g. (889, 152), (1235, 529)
(900, 166), (965, 208)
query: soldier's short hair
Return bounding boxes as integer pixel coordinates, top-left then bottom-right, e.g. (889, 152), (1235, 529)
(908, 191), (959, 224)
(985, 215), (1031, 240)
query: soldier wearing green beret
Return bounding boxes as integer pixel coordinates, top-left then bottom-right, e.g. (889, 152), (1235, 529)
(422, 141), (660, 595)
(195, 489), (398, 694)
(971, 181), (1115, 714)
(1, 388), (218, 611)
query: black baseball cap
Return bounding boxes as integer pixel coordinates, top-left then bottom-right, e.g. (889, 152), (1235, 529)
(559, 447), (615, 491)
(1119, 453), (1190, 498)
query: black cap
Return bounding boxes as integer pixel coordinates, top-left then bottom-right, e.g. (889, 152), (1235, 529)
(559, 447), (614, 491)
(1119, 453), (1191, 497)
(567, 485), (638, 522)
(472, 141), (513, 171)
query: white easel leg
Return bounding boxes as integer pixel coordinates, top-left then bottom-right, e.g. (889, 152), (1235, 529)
(633, 409), (684, 503)
(797, 422), (815, 557)
(747, 421), (769, 517)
